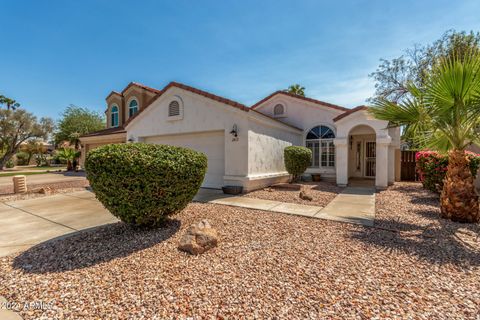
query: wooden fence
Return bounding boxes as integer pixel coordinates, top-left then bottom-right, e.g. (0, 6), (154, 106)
(400, 150), (418, 181)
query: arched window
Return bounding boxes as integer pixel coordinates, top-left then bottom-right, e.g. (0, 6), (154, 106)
(128, 99), (138, 117)
(111, 105), (119, 127)
(306, 125), (335, 168)
(273, 103), (284, 116)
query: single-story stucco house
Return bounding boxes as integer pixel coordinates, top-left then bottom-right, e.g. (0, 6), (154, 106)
(80, 82), (400, 191)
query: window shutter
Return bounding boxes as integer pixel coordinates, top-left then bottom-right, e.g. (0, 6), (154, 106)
(168, 101), (180, 117)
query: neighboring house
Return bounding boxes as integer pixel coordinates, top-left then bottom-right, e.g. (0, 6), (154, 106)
(80, 82), (400, 191)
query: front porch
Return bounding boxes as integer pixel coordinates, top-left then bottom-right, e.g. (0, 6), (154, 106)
(333, 107), (400, 189)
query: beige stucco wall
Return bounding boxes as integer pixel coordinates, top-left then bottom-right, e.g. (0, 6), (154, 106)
(247, 117), (302, 176)
(253, 95), (344, 177)
(105, 85), (158, 128)
(126, 87), (250, 179)
(125, 87), (301, 191)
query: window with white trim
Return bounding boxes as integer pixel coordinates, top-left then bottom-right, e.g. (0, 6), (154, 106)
(129, 99), (138, 117)
(305, 125), (335, 168)
(111, 105), (119, 127)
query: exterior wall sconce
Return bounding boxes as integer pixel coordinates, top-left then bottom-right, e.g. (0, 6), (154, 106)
(230, 124), (238, 138)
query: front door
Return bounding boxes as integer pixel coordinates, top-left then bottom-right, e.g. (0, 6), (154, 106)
(365, 141), (376, 177)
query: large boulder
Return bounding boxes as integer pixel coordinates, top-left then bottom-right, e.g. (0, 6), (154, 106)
(178, 220), (218, 255)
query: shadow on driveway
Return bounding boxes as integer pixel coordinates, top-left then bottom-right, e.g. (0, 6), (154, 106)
(13, 219), (180, 274)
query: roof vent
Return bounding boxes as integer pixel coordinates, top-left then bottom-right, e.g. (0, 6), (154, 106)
(168, 101), (180, 117)
(273, 103), (284, 116)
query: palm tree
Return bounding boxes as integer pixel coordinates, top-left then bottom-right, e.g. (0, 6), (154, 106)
(369, 51), (480, 223)
(286, 84), (306, 96)
(56, 147), (80, 171)
(0, 95), (20, 110)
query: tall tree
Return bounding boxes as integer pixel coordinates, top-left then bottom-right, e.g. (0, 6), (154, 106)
(54, 105), (105, 149)
(286, 84), (306, 96)
(369, 51), (480, 223)
(369, 30), (480, 147)
(0, 95), (20, 110)
(370, 30), (480, 104)
(0, 109), (54, 170)
(24, 139), (46, 165)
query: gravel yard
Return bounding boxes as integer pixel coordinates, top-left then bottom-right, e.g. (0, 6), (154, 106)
(0, 182), (479, 319)
(244, 181), (343, 207)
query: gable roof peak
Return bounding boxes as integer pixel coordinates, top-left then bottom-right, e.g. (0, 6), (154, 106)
(251, 91), (348, 112)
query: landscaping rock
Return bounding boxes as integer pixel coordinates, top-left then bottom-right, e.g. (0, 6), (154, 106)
(299, 190), (313, 201)
(38, 187), (53, 195)
(178, 219), (218, 255)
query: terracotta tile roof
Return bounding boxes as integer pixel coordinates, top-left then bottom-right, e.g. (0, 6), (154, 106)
(333, 105), (369, 122)
(80, 126), (126, 138)
(105, 90), (122, 101)
(124, 82), (246, 125)
(250, 91), (349, 112)
(105, 82), (161, 102)
(124, 81), (302, 131)
(123, 82), (161, 94)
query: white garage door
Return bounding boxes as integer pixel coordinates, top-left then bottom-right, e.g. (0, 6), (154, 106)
(144, 131), (225, 189)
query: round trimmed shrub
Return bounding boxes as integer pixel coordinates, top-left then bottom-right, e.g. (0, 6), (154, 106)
(85, 143), (207, 227)
(284, 146), (312, 182)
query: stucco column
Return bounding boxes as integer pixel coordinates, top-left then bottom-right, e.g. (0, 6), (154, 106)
(376, 137), (391, 188)
(334, 138), (348, 187)
(388, 145), (395, 185)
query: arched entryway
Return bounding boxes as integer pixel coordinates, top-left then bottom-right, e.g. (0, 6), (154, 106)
(347, 125), (376, 186)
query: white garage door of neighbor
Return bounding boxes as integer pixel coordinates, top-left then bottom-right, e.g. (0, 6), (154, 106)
(144, 131), (225, 189)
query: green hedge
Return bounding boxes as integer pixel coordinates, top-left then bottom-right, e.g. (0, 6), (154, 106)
(85, 143), (207, 227)
(284, 146), (312, 182)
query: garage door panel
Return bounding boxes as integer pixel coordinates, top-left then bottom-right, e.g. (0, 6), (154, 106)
(144, 131), (225, 189)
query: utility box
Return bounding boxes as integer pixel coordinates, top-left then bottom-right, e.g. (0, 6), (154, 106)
(13, 175), (27, 194)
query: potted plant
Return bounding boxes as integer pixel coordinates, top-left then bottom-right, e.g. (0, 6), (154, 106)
(311, 173), (321, 182)
(222, 185), (243, 195)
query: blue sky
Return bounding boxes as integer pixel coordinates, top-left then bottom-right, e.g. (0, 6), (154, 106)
(1, 0), (480, 120)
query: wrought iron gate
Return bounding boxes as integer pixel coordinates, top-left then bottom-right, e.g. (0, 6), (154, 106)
(365, 141), (376, 177)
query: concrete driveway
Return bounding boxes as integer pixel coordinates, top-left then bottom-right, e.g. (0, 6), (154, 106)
(0, 190), (117, 257)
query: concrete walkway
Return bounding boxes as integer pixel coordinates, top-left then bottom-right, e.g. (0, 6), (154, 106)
(194, 187), (375, 227)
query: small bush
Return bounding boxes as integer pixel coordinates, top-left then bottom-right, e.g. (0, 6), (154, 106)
(284, 146), (312, 182)
(15, 152), (30, 165)
(416, 150), (480, 193)
(85, 143), (207, 227)
(5, 158), (15, 168)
